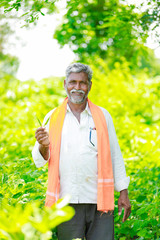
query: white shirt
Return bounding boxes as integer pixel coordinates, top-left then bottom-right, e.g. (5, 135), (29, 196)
(32, 103), (130, 203)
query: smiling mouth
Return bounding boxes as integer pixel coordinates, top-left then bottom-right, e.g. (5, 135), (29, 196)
(71, 92), (83, 95)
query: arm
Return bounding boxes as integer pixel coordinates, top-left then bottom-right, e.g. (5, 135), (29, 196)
(32, 126), (50, 168)
(32, 140), (50, 168)
(105, 112), (130, 191)
(32, 109), (55, 167)
(118, 189), (131, 222)
(36, 127), (50, 160)
(103, 109), (131, 221)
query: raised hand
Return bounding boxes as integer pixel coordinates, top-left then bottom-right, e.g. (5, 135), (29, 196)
(35, 127), (50, 147)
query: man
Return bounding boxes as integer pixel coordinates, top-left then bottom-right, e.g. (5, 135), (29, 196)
(32, 63), (131, 240)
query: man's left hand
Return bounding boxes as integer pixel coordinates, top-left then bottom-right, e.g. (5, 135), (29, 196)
(118, 189), (131, 222)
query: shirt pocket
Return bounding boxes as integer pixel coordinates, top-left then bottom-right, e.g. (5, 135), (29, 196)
(87, 127), (97, 151)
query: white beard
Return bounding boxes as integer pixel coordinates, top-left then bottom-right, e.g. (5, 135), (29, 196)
(65, 88), (89, 104)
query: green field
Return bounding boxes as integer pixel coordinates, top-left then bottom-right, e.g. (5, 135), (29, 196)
(0, 61), (159, 239)
(0, 0), (160, 239)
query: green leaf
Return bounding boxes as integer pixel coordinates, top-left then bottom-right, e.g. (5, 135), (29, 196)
(137, 229), (150, 237)
(12, 192), (23, 199)
(43, 116), (50, 126)
(36, 116), (42, 126)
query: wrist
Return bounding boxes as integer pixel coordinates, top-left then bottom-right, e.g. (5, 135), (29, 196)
(38, 144), (50, 161)
(39, 144), (50, 149)
(120, 189), (128, 195)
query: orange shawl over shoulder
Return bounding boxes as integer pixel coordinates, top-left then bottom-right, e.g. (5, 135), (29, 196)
(45, 97), (114, 212)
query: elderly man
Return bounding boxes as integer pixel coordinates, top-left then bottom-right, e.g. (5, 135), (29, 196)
(32, 63), (131, 240)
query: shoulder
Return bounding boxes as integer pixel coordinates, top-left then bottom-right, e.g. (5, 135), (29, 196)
(98, 106), (112, 119)
(43, 108), (57, 125)
(98, 106), (113, 126)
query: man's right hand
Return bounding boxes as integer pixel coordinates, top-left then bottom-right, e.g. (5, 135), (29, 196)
(35, 127), (50, 147)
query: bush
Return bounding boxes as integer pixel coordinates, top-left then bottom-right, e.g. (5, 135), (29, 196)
(0, 63), (159, 239)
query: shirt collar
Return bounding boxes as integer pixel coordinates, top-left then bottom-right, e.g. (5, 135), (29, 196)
(67, 101), (92, 116)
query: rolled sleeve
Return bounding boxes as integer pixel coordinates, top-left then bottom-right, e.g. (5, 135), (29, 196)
(114, 176), (130, 192)
(32, 141), (49, 168)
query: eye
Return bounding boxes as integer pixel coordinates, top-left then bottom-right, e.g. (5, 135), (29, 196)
(69, 80), (76, 84)
(80, 81), (87, 85)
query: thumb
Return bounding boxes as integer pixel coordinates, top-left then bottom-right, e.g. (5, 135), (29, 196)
(118, 205), (122, 216)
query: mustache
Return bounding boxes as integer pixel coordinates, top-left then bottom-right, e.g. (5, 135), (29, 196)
(70, 89), (85, 94)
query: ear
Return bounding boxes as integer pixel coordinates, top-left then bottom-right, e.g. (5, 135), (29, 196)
(89, 81), (92, 92)
(64, 79), (66, 89)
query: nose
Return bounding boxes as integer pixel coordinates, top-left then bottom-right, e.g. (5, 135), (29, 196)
(75, 82), (81, 90)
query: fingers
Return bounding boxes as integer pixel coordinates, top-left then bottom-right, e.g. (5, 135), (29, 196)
(35, 127), (49, 146)
(118, 205), (122, 216)
(35, 127), (47, 135)
(122, 204), (131, 222)
(36, 132), (48, 139)
(35, 127), (48, 138)
(118, 192), (131, 222)
(37, 135), (48, 143)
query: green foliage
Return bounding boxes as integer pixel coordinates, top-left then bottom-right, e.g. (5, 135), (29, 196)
(0, 0), (57, 25)
(0, 75), (63, 205)
(0, 12), (14, 48)
(0, 59), (160, 239)
(0, 76), (69, 239)
(1, 1), (160, 239)
(0, 12), (19, 75)
(0, 53), (19, 75)
(89, 58), (160, 159)
(0, 196), (74, 239)
(0, 76), (65, 195)
(88, 58), (160, 239)
(54, 0), (160, 72)
(138, 0), (160, 44)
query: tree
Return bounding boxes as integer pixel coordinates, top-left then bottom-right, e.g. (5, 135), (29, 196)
(0, 0), (58, 75)
(131, 0), (160, 44)
(0, 0), (57, 76)
(1, 0), (160, 75)
(0, 0), (57, 25)
(0, 11), (19, 75)
(54, 0), (159, 72)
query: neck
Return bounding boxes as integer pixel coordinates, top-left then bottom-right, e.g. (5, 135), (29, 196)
(68, 99), (87, 114)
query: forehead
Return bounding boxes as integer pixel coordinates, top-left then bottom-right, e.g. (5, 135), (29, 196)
(68, 72), (88, 81)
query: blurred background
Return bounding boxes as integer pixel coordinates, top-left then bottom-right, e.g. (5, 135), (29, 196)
(0, 0), (160, 239)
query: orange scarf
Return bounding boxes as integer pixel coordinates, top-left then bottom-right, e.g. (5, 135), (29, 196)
(45, 97), (114, 212)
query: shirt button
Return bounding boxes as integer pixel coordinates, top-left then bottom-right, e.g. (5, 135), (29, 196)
(86, 177), (89, 182)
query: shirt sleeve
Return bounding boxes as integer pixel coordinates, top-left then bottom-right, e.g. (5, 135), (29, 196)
(31, 108), (55, 168)
(101, 108), (130, 192)
(32, 141), (50, 168)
